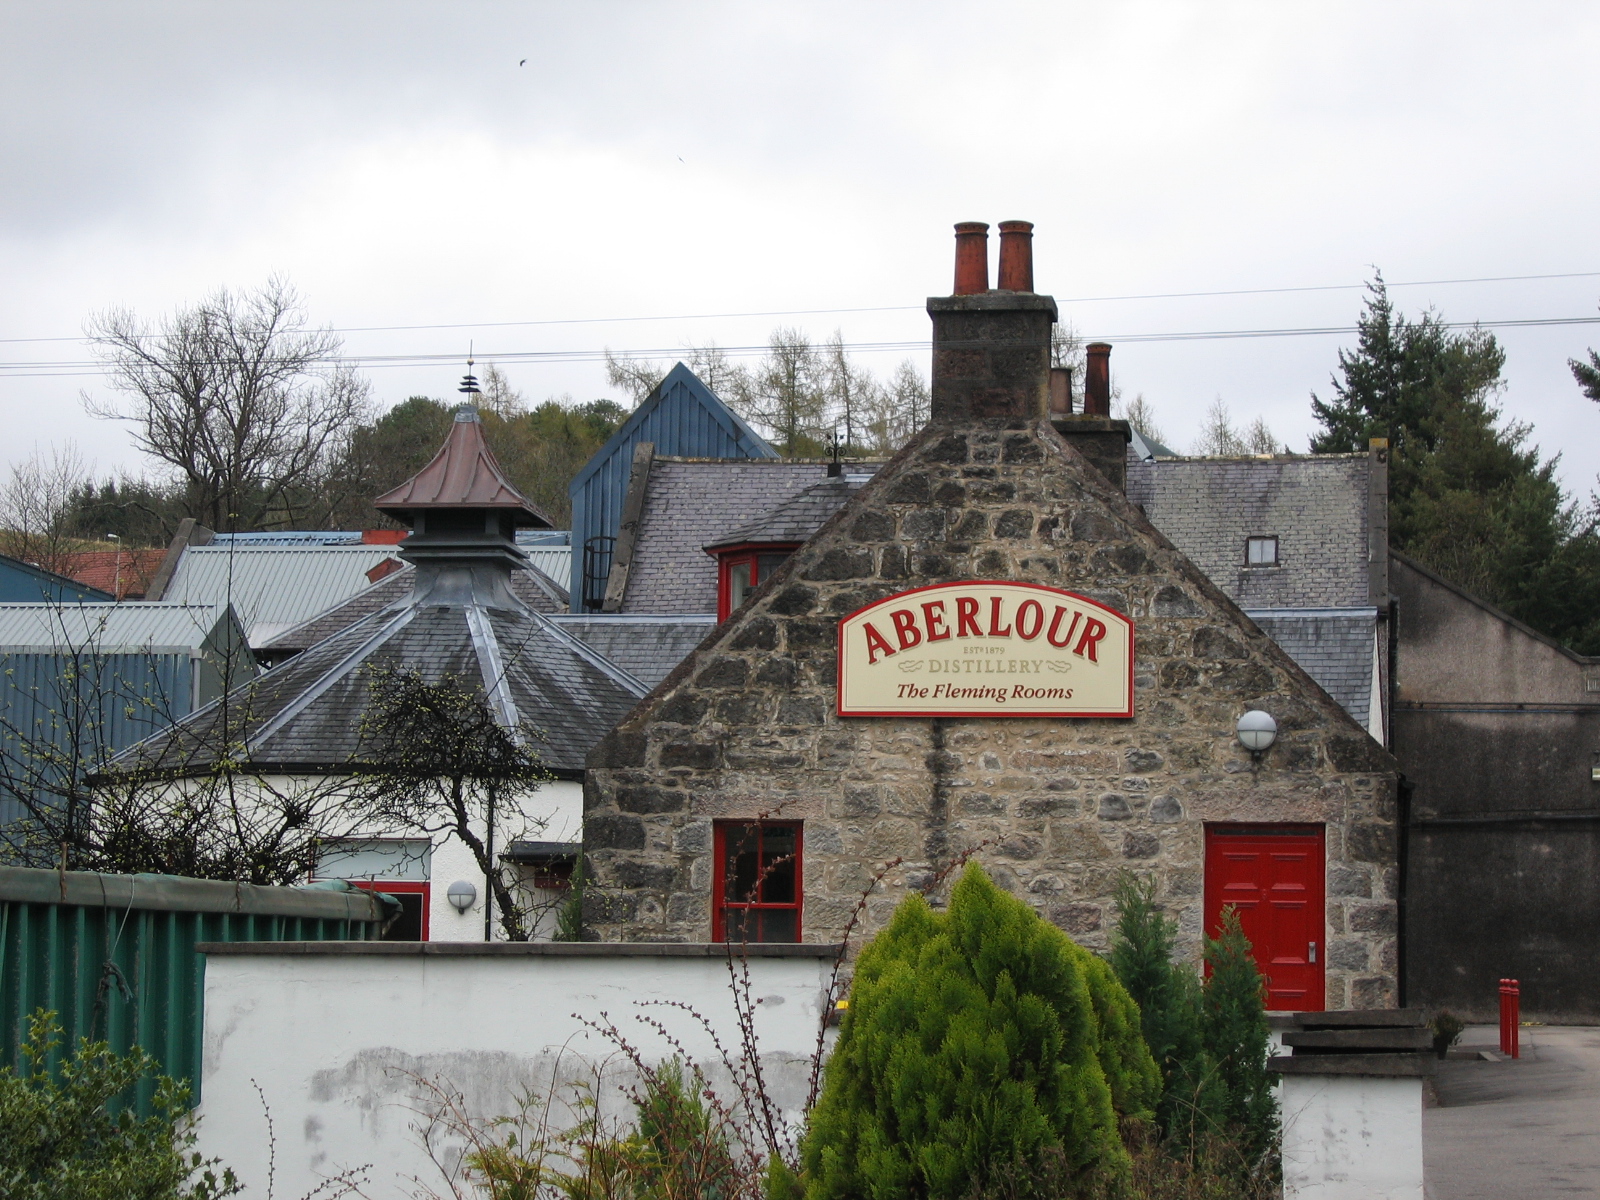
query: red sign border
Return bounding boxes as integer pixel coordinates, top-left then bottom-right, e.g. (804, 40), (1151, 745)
(835, 580), (1136, 719)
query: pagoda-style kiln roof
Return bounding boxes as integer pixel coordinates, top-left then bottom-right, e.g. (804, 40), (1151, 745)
(374, 407), (554, 527)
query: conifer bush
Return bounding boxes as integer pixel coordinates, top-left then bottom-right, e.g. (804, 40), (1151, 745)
(800, 864), (1158, 1200)
(1108, 875), (1279, 1177)
(1200, 910), (1276, 1162)
(1108, 874), (1220, 1143)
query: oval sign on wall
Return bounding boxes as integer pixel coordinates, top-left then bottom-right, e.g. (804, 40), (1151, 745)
(837, 581), (1134, 718)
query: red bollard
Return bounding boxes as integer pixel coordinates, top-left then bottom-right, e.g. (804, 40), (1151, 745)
(1499, 978), (1521, 1059)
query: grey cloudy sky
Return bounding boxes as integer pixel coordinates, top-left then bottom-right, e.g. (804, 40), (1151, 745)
(3, 1), (1599, 498)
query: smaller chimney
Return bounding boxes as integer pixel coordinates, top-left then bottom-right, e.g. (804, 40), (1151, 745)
(953, 222), (990, 295)
(1049, 367), (1073, 416)
(1084, 342), (1112, 416)
(996, 220), (1034, 292)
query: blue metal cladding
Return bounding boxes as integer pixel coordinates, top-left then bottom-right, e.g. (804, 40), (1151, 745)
(0, 557), (113, 604)
(0, 869), (383, 1114)
(568, 363), (776, 609)
(0, 652), (195, 826)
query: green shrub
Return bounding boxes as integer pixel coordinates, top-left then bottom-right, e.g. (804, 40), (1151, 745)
(1428, 1011), (1464, 1060)
(801, 863), (1157, 1200)
(0, 1009), (237, 1200)
(1200, 910), (1277, 1164)
(465, 1057), (741, 1200)
(1107, 874), (1223, 1143)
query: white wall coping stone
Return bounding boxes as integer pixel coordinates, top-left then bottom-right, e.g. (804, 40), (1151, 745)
(197, 939), (843, 957)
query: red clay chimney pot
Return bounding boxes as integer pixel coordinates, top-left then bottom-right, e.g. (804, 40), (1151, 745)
(996, 220), (1034, 292)
(1049, 367), (1073, 415)
(1084, 342), (1112, 417)
(953, 222), (990, 295)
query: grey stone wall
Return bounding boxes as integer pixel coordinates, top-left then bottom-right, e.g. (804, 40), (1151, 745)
(584, 417), (1400, 1008)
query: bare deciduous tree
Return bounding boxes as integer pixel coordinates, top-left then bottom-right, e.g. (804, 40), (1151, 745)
(1115, 395), (1168, 446)
(83, 278), (370, 532)
(729, 328), (828, 455)
(821, 330), (880, 454)
(604, 350), (667, 406)
(0, 445), (92, 575)
(1193, 398), (1278, 456)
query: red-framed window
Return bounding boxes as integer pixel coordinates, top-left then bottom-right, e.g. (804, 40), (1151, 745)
(712, 821), (803, 943)
(713, 544), (799, 621)
(351, 880), (431, 941)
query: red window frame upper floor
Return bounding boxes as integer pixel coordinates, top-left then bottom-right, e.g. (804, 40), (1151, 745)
(710, 543), (800, 621)
(711, 820), (803, 943)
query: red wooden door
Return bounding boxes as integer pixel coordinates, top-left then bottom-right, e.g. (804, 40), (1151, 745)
(1204, 825), (1325, 1011)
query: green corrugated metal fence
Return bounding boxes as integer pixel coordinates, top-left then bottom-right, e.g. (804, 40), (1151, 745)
(0, 866), (390, 1112)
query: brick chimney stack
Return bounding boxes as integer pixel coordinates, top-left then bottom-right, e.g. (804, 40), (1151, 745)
(928, 220), (1058, 422)
(1084, 342), (1112, 416)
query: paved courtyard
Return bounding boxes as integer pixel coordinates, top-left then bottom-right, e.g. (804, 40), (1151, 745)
(1424, 1024), (1600, 1199)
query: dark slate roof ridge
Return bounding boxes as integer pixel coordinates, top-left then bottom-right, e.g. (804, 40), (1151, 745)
(705, 475), (870, 549)
(1244, 606), (1379, 618)
(246, 607), (419, 752)
(518, 610), (648, 697)
(259, 562), (568, 652)
(464, 603), (522, 730)
(1390, 549), (1600, 666)
(548, 613), (717, 623)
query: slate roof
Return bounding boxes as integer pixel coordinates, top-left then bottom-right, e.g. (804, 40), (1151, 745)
(547, 614), (717, 689)
(1246, 608), (1377, 732)
(620, 459), (883, 614)
(705, 473), (877, 549)
(111, 602), (646, 777)
(1125, 454), (1370, 610)
(259, 562), (569, 655)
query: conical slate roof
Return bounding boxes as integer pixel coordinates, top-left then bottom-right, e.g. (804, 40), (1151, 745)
(111, 599), (645, 776)
(374, 407), (555, 527)
(108, 402), (639, 779)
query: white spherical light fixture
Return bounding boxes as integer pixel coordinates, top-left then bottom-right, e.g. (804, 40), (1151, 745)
(1236, 710), (1278, 756)
(446, 880), (478, 912)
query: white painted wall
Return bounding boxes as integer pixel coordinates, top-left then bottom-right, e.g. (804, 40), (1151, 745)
(197, 947), (836, 1199)
(1280, 1073), (1425, 1200)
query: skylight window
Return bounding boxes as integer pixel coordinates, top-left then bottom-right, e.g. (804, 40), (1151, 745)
(1246, 536), (1279, 567)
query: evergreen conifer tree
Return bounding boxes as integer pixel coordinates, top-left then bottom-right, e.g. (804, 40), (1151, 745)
(1108, 874), (1222, 1143)
(1201, 909), (1277, 1162)
(1310, 275), (1600, 653)
(801, 864), (1157, 1199)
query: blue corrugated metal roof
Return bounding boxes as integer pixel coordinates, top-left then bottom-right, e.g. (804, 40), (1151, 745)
(568, 364), (776, 610)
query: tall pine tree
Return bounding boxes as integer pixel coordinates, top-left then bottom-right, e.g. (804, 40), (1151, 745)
(1311, 276), (1600, 653)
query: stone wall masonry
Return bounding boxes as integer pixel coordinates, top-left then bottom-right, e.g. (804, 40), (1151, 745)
(584, 417), (1401, 1008)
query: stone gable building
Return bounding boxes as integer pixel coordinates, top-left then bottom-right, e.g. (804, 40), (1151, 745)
(584, 223), (1402, 1011)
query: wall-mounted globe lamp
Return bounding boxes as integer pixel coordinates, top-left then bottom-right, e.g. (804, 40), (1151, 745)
(1236, 710), (1278, 762)
(446, 880), (478, 912)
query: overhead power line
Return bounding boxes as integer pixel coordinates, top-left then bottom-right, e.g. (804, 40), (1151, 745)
(2, 269), (1597, 346)
(3, 314), (1598, 381)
